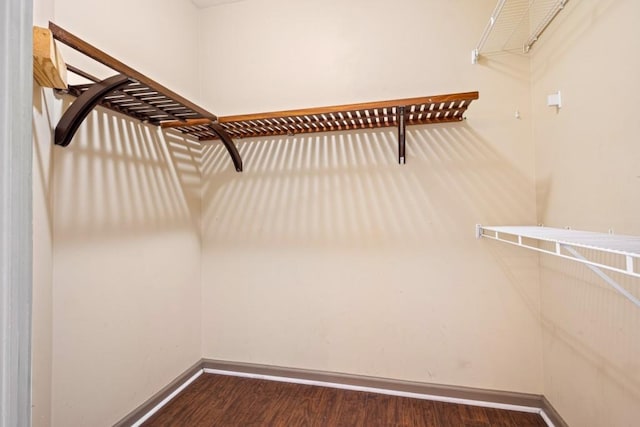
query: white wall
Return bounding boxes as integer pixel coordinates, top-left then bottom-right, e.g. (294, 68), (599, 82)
(531, 0), (640, 425)
(199, 0), (543, 394)
(53, 0), (202, 104)
(32, 61), (57, 427)
(34, 1), (640, 425)
(32, 1), (204, 425)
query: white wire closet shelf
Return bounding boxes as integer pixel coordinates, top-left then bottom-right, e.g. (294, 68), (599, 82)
(476, 225), (640, 307)
(472, 0), (569, 64)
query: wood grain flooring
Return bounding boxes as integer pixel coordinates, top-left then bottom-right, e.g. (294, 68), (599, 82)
(142, 374), (547, 426)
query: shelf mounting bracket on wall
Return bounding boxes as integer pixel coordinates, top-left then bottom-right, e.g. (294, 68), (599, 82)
(47, 22), (243, 172)
(397, 105), (406, 164)
(476, 225), (640, 308)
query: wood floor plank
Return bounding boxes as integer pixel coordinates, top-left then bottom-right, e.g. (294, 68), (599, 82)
(484, 406), (516, 426)
(434, 401), (465, 427)
(458, 402), (490, 425)
(362, 392), (400, 426)
(283, 386), (326, 426)
(394, 395), (438, 426)
(220, 378), (289, 425)
(321, 384), (368, 426)
(142, 374), (548, 427)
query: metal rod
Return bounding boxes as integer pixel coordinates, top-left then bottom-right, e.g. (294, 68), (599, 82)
(472, 0), (508, 63)
(161, 118), (213, 129)
(524, 0), (568, 52)
(65, 63), (100, 82)
(397, 106), (406, 164)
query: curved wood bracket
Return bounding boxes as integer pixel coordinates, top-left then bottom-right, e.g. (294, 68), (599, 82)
(55, 74), (131, 146)
(210, 122), (243, 172)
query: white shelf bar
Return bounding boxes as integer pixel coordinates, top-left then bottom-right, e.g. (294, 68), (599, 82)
(524, 0), (568, 52)
(477, 225), (640, 307)
(472, 0), (507, 64)
(471, 0), (570, 63)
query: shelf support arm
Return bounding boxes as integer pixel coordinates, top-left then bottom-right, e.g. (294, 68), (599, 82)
(55, 74), (131, 146)
(210, 122), (243, 172)
(397, 105), (406, 164)
(561, 245), (640, 308)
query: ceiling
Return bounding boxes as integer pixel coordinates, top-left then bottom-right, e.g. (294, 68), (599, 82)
(191, 0), (249, 8)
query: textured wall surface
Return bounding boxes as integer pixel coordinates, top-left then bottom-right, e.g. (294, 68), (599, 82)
(531, 0), (640, 425)
(33, 1), (640, 426)
(199, 0), (542, 395)
(32, 1), (204, 425)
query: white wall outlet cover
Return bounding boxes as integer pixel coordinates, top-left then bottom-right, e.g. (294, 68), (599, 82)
(547, 91), (562, 108)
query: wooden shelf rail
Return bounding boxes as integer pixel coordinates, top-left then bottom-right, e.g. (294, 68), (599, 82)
(162, 91), (479, 165)
(49, 22), (243, 172)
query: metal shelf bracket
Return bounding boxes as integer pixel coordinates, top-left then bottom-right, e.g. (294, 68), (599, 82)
(397, 105), (406, 164)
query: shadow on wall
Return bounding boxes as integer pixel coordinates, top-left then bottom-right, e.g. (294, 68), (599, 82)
(530, 0), (621, 81)
(201, 122), (536, 249)
(540, 255), (640, 418)
(476, 50), (531, 81)
(33, 85), (55, 235)
(51, 98), (202, 241)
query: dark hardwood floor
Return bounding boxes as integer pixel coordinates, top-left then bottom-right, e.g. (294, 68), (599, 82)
(142, 374), (547, 426)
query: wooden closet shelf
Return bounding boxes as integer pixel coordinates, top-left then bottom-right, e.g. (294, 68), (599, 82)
(48, 21), (478, 169)
(161, 92), (479, 141)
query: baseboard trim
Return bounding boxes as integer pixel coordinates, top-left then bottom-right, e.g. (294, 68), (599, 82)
(541, 396), (569, 427)
(117, 358), (569, 427)
(113, 361), (203, 427)
(203, 359), (543, 409)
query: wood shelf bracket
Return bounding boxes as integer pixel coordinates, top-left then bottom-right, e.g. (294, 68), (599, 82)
(210, 122), (243, 172)
(55, 74), (131, 146)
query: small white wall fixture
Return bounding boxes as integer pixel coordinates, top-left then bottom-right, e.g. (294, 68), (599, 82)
(477, 225), (640, 308)
(547, 91), (561, 109)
